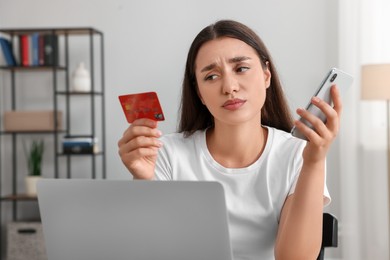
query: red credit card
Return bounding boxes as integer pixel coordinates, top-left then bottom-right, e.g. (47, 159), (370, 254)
(119, 92), (165, 123)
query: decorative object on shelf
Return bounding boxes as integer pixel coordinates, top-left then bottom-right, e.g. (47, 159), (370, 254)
(4, 110), (63, 132)
(24, 139), (44, 197)
(72, 62), (91, 92)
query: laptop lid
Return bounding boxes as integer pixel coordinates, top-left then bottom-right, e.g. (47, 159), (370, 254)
(37, 179), (233, 260)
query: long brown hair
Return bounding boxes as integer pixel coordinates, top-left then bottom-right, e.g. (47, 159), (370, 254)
(178, 20), (294, 136)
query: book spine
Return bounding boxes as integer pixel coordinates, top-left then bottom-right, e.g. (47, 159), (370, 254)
(31, 33), (39, 66)
(43, 34), (59, 66)
(19, 35), (29, 66)
(0, 37), (17, 66)
(38, 34), (45, 66)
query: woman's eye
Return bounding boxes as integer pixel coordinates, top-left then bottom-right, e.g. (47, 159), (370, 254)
(237, 66), (250, 73)
(205, 74), (218, 81)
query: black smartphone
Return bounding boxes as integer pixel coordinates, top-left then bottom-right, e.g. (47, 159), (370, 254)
(291, 68), (353, 141)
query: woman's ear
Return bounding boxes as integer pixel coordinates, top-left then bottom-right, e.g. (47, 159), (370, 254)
(264, 61), (271, 89)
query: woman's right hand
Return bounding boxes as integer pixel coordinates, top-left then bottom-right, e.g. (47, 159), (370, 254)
(118, 118), (163, 180)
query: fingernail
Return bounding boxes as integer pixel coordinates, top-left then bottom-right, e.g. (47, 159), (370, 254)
(156, 130), (163, 137)
(312, 96), (320, 103)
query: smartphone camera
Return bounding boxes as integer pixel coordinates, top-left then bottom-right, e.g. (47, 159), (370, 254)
(330, 73), (337, 82)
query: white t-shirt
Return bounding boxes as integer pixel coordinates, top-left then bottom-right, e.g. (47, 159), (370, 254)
(155, 126), (330, 260)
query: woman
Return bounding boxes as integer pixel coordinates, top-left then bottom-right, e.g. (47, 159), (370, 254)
(118, 20), (341, 260)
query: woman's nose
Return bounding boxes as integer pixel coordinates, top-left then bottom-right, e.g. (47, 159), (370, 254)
(221, 73), (239, 94)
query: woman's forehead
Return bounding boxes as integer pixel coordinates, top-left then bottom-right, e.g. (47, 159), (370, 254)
(195, 37), (259, 69)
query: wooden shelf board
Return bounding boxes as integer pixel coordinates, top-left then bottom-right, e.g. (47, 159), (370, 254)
(0, 65), (66, 71)
(0, 27), (102, 36)
(56, 91), (103, 95)
(1, 194), (37, 201)
(0, 130), (66, 135)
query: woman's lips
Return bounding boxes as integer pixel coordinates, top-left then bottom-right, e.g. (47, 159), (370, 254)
(222, 98), (246, 110)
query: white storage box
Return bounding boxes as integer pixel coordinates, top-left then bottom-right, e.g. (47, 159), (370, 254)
(6, 222), (47, 260)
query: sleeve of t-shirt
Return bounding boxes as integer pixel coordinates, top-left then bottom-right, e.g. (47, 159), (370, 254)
(288, 143), (331, 207)
(154, 135), (173, 181)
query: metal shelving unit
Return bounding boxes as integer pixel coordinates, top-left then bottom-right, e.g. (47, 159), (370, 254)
(0, 27), (106, 259)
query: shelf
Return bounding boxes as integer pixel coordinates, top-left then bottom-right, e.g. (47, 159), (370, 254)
(1, 194), (37, 201)
(0, 27), (102, 36)
(58, 151), (104, 157)
(0, 26), (106, 237)
(0, 65), (66, 71)
(62, 134), (96, 138)
(0, 130), (66, 135)
(56, 91), (103, 96)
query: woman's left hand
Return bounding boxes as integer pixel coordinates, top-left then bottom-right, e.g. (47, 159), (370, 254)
(293, 85), (342, 163)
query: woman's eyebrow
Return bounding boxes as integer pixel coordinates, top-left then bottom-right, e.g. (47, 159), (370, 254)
(200, 56), (252, 73)
(228, 56), (251, 63)
(200, 63), (216, 73)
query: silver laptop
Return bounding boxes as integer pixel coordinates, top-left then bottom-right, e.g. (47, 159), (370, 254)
(37, 179), (233, 260)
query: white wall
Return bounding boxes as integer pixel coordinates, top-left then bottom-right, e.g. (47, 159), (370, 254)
(0, 0), (341, 257)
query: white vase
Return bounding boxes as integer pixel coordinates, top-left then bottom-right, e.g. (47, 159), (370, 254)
(25, 176), (42, 197)
(72, 62), (91, 92)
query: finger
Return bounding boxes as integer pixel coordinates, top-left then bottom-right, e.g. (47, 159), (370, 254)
(122, 118), (159, 139)
(131, 118), (159, 128)
(296, 106), (328, 134)
(310, 94), (340, 134)
(293, 119), (322, 143)
(118, 136), (162, 158)
(131, 125), (162, 139)
(330, 85), (343, 116)
(295, 108), (328, 140)
(119, 133), (162, 154)
(121, 118), (159, 140)
(122, 146), (159, 161)
(119, 124), (162, 146)
(128, 135), (163, 152)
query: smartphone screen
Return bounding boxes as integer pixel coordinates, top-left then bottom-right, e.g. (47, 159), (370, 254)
(291, 68), (353, 141)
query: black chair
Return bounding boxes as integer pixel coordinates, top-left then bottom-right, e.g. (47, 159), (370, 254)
(317, 213), (338, 260)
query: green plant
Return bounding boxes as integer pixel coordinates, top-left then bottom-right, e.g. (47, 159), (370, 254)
(24, 139), (44, 176)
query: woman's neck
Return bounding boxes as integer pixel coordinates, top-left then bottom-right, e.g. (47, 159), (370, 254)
(206, 121), (268, 168)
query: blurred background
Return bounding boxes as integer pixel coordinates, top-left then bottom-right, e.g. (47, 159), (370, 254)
(0, 0), (389, 259)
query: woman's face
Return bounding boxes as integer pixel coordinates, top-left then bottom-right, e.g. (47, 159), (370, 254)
(194, 37), (271, 127)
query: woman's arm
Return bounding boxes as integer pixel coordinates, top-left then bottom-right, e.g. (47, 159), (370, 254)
(274, 162), (325, 259)
(274, 85), (342, 260)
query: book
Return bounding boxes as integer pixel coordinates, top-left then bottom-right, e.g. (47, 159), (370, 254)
(0, 37), (17, 66)
(19, 34), (29, 66)
(63, 142), (97, 154)
(31, 33), (39, 66)
(38, 34), (45, 65)
(62, 137), (99, 154)
(43, 34), (58, 66)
